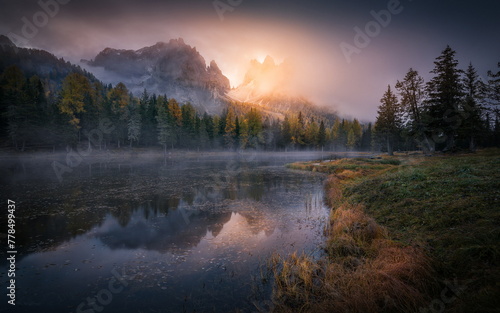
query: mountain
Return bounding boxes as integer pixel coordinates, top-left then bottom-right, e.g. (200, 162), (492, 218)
(84, 38), (230, 114)
(228, 55), (336, 121)
(0, 35), (99, 90)
(0, 35), (16, 50)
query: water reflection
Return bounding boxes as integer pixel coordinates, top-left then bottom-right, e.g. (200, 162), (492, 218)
(0, 155), (329, 313)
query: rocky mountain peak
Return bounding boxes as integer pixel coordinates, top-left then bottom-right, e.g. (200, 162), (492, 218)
(85, 38), (230, 114)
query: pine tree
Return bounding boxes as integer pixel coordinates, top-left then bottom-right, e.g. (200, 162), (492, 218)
(305, 119), (319, 147)
(360, 123), (373, 151)
(395, 68), (433, 152)
(487, 62), (500, 146)
(281, 115), (292, 147)
(181, 103), (196, 148)
(156, 100), (174, 153)
(350, 119), (363, 149)
(486, 62), (500, 106)
(107, 82), (131, 147)
(246, 108), (263, 148)
(239, 118), (249, 149)
(426, 46), (464, 151)
(127, 100), (141, 147)
(375, 85), (401, 155)
(224, 108), (236, 149)
(318, 120), (327, 148)
(461, 63), (484, 151)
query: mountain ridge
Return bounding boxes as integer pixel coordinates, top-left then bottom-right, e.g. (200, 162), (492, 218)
(84, 38), (230, 114)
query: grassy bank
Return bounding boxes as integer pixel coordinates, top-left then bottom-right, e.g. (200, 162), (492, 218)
(271, 149), (500, 312)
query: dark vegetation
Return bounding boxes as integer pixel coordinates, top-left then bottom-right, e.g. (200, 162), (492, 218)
(374, 46), (500, 155)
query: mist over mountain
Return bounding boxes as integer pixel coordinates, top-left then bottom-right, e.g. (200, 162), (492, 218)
(0, 34), (336, 123)
(228, 55), (336, 121)
(83, 38), (230, 114)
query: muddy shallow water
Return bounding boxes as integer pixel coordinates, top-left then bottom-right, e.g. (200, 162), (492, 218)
(0, 152), (330, 313)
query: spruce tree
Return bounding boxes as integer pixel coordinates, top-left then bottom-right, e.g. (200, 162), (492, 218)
(375, 85), (401, 155)
(395, 68), (433, 152)
(461, 63), (484, 151)
(426, 46), (464, 151)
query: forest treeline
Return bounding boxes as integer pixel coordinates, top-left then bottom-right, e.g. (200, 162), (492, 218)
(1, 45), (499, 153)
(374, 45), (500, 154)
(0, 65), (373, 152)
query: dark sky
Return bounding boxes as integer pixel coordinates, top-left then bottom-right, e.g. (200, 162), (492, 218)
(1, 0), (499, 120)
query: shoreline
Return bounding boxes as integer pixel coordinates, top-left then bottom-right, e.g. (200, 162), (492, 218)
(272, 149), (500, 312)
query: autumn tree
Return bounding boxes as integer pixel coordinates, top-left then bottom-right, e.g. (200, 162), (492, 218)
(59, 72), (92, 130)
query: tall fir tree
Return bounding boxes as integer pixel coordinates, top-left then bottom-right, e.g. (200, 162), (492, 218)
(426, 45), (464, 151)
(395, 68), (433, 152)
(461, 63), (485, 151)
(375, 85), (401, 155)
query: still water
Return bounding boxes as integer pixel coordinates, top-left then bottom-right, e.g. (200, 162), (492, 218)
(1, 152), (329, 313)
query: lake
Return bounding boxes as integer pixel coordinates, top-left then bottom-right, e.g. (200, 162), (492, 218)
(0, 151), (330, 313)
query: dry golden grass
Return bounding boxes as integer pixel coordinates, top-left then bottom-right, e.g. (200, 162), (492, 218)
(272, 159), (436, 313)
(272, 204), (434, 313)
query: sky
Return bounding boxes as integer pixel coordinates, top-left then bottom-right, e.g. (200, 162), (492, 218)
(1, 0), (499, 121)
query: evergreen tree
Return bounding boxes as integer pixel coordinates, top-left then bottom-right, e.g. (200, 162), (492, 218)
(461, 63), (485, 150)
(127, 100), (141, 147)
(426, 46), (464, 151)
(181, 103), (196, 147)
(486, 62), (500, 106)
(281, 115), (292, 147)
(375, 85), (401, 155)
(156, 100), (174, 153)
(246, 108), (263, 148)
(224, 108), (236, 149)
(395, 68), (433, 152)
(107, 82), (131, 147)
(318, 120), (327, 148)
(305, 118), (319, 147)
(239, 118), (249, 149)
(350, 119), (363, 149)
(360, 123), (373, 151)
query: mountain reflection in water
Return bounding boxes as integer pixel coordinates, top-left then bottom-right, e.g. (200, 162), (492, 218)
(0, 154), (329, 313)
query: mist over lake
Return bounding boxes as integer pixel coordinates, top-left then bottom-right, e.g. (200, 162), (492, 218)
(1, 152), (332, 313)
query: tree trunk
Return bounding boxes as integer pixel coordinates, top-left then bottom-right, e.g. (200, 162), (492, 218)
(469, 136), (476, 152)
(387, 137), (394, 156)
(445, 131), (456, 151)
